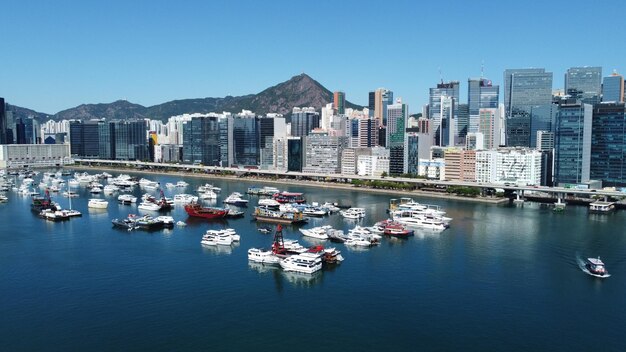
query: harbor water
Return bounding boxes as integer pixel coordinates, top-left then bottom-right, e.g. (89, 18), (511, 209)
(1, 170), (625, 351)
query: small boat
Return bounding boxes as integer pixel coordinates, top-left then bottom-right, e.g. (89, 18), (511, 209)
(302, 207), (327, 217)
(198, 190), (217, 200)
(175, 181), (189, 188)
(585, 257), (609, 278)
(112, 217), (137, 230)
(258, 227), (272, 234)
(133, 214), (165, 230)
(248, 248), (281, 264)
(165, 182), (176, 189)
(225, 209), (245, 218)
(39, 209), (70, 221)
(223, 192), (249, 206)
(118, 194), (138, 204)
(138, 201), (162, 211)
(88, 199), (109, 209)
(340, 208), (366, 219)
(299, 226), (332, 240)
(176, 221), (187, 227)
(307, 245), (344, 264)
(202, 229), (240, 246)
(103, 185), (119, 194)
(0, 194), (8, 203)
(155, 216), (175, 227)
(62, 191), (79, 198)
(383, 224), (414, 238)
(252, 206), (307, 224)
(258, 198), (280, 208)
(173, 194), (199, 204)
(273, 191), (306, 204)
(89, 186), (103, 194)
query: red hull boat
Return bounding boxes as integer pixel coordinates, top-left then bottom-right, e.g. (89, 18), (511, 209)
(184, 202), (229, 219)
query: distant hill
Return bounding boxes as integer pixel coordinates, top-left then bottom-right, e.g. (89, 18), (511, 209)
(8, 74), (363, 122)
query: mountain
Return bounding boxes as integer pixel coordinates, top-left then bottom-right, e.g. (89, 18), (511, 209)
(7, 74), (363, 122)
(6, 104), (51, 121)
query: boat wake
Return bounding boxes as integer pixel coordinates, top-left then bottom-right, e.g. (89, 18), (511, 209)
(576, 253), (611, 278)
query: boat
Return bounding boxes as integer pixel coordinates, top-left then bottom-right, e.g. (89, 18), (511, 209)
(197, 184), (220, 193)
(103, 185), (119, 194)
(111, 217), (137, 230)
(198, 190), (217, 200)
(589, 201), (615, 213)
(173, 194), (199, 204)
(392, 214), (448, 231)
(223, 192), (249, 206)
(155, 216), (175, 227)
(279, 252), (323, 274)
(327, 230), (350, 243)
(39, 209), (70, 221)
(62, 191), (79, 198)
(202, 229), (240, 246)
(176, 221), (187, 227)
(184, 202), (229, 219)
(165, 182), (176, 189)
(88, 199), (109, 209)
(0, 194), (8, 203)
(258, 227), (272, 234)
(175, 181), (189, 188)
(340, 208), (366, 219)
(302, 207), (327, 217)
(132, 214), (165, 230)
(585, 257), (609, 277)
(138, 201), (162, 211)
(273, 191), (306, 204)
(89, 186), (103, 194)
(345, 234), (377, 247)
(299, 225), (332, 240)
(258, 198), (280, 208)
(248, 248), (281, 265)
(252, 206), (307, 224)
(383, 223), (414, 238)
(307, 245), (344, 264)
(225, 209), (245, 218)
(118, 194), (138, 204)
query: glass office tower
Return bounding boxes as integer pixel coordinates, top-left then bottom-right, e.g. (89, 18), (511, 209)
(590, 102), (626, 186)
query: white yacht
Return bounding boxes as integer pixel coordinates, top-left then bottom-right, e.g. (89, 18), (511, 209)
(340, 207), (366, 219)
(223, 192), (249, 206)
(87, 199), (109, 209)
(258, 198), (280, 208)
(198, 190), (217, 200)
(165, 182), (176, 189)
(299, 225), (332, 240)
(155, 216), (175, 226)
(90, 186), (103, 194)
(138, 201), (161, 211)
(103, 185), (119, 194)
(279, 252), (323, 274)
(118, 194), (137, 204)
(247, 248), (281, 265)
(173, 194), (198, 204)
(175, 181), (189, 188)
(393, 215), (448, 231)
(202, 229), (240, 246)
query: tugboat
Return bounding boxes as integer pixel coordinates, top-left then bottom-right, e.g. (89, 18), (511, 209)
(585, 257), (609, 278)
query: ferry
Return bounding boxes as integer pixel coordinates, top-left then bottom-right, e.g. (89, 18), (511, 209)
(585, 257), (609, 278)
(184, 202), (229, 219)
(252, 206), (307, 224)
(273, 191), (306, 204)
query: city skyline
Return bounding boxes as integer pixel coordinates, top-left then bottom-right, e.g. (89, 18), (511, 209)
(2, 0), (624, 114)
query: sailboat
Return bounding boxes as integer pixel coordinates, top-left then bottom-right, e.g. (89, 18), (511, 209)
(65, 184), (82, 217)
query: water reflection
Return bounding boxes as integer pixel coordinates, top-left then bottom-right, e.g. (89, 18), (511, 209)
(201, 242), (239, 255)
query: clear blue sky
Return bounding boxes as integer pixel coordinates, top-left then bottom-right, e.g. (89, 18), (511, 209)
(2, 0), (624, 115)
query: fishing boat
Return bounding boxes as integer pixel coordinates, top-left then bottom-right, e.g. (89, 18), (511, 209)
(184, 202), (229, 219)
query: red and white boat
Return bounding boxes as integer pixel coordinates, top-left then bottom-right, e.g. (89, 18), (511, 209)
(273, 191), (306, 204)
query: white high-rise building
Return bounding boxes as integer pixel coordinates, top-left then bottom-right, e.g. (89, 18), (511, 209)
(475, 147), (542, 185)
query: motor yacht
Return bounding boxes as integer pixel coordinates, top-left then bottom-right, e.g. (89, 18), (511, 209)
(258, 198), (280, 208)
(248, 248), (281, 265)
(87, 199), (108, 209)
(118, 194), (138, 204)
(173, 194), (198, 204)
(223, 192), (249, 206)
(340, 207), (366, 219)
(299, 225), (332, 240)
(585, 257), (609, 277)
(279, 252), (322, 274)
(138, 201), (162, 211)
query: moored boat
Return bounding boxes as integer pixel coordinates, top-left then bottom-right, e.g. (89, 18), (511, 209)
(252, 206), (307, 224)
(184, 202), (229, 219)
(88, 199), (109, 209)
(248, 248), (281, 265)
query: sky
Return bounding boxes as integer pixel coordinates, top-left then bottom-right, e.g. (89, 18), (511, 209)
(2, 0), (625, 115)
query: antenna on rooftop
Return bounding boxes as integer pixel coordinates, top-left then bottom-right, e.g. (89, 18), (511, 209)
(438, 67), (443, 84)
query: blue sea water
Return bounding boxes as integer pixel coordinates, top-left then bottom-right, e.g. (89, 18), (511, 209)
(1, 170), (625, 351)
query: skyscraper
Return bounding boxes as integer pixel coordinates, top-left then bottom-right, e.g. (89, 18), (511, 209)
(333, 91), (345, 115)
(373, 88), (393, 126)
(386, 99), (408, 175)
(428, 81), (460, 146)
(69, 120), (100, 157)
(602, 72), (624, 103)
(590, 102), (626, 186)
(554, 102), (592, 185)
(503, 68), (553, 147)
(468, 78), (499, 135)
(565, 66), (602, 104)
(346, 116), (379, 148)
(0, 98), (6, 144)
(290, 107), (320, 137)
(232, 113), (260, 166)
(182, 115), (220, 165)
